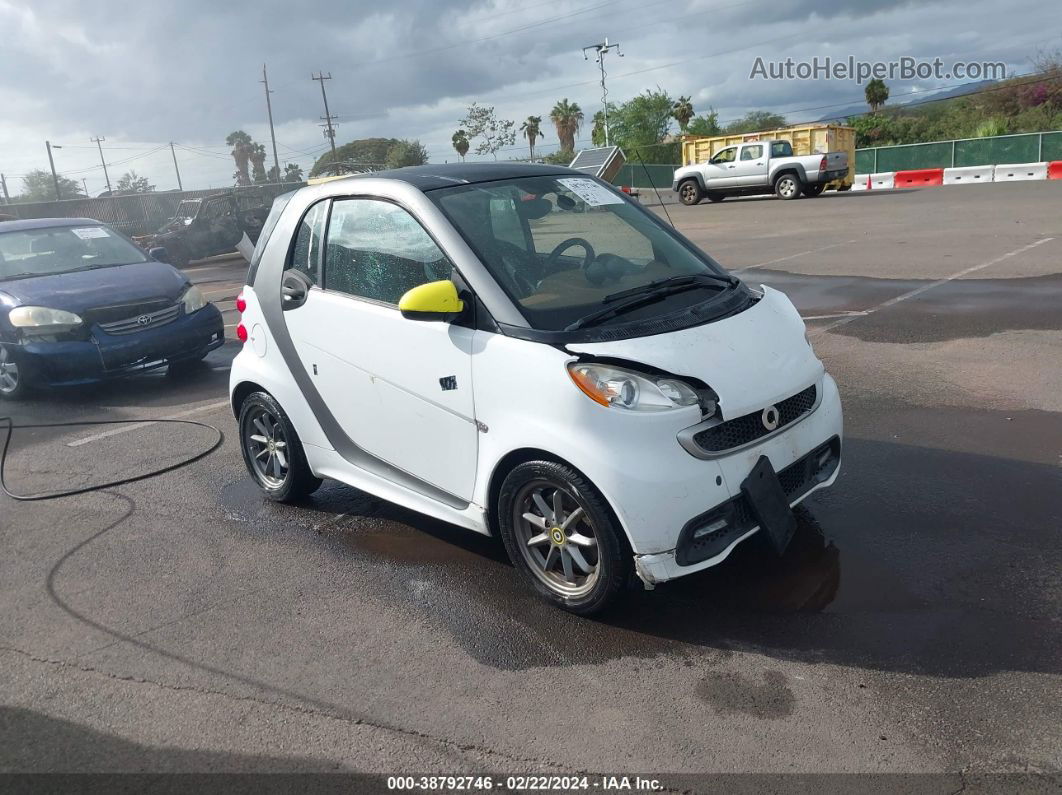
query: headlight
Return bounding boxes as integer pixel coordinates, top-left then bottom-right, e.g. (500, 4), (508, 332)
(182, 285), (207, 313)
(567, 362), (703, 412)
(8, 306), (83, 335)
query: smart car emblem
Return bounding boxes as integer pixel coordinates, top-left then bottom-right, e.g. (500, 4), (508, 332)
(761, 405), (780, 431)
(136, 315), (151, 326)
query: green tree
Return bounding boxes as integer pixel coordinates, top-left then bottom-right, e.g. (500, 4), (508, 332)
(249, 143), (268, 183)
(541, 150), (575, 166)
(310, 138), (401, 176)
(671, 95), (695, 132)
(226, 130), (254, 185)
(459, 103), (516, 160)
(591, 111), (606, 146)
(549, 98), (583, 154)
(686, 109), (721, 137)
(451, 130), (470, 161)
(865, 78), (889, 112)
(607, 89), (674, 151)
(18, 169), (85, 202)
(115, 170), (154, 194)
(520, 115), (544, 160)
(283, 163), (304, 182)
(385, 139), (429, 169)
(722, 110), (787, 134)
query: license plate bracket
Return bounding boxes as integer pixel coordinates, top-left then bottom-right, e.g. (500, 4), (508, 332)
(741, 455), (797, 556)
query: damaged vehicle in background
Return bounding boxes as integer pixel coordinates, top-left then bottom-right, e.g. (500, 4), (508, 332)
(229, 163), (843, 614)
(0, 218), (224, 399)
(135, 191), (270, 267)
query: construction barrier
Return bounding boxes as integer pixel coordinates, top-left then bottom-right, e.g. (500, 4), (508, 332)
(943, 165), (994, 185)
(851, 174), (870, 191)
(870, 172), (895, 190)
(894, 168), (945, 187)
(1049, 161), (1062, 180)
(993, 162), (1049, 181)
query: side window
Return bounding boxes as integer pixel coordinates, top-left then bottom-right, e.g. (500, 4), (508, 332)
(710, 147), (737, 164)
(323, 198), (454, 305)
(289, 201), (327, 284)
(740, 145), (763, 161)
(771, 141), (793, 157)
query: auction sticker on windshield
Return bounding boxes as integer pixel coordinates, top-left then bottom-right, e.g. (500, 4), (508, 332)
(71, 227), (111, 240)
(558, 177), (624, 206)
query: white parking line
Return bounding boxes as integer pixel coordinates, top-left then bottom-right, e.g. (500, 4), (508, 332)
(814, 237), (1054, 334)
(736, 239), (858, 272)
(66, 400), (231, 447)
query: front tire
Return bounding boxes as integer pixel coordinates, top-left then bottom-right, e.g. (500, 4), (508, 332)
(497, 461), (631, 615)
(774, 173), (803, 200)
(0, 345), (29, 401)
(677, 179), (703, 206)
(239, 392), (321, 502)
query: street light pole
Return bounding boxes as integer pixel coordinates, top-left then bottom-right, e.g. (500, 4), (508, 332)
(45, 141), (62, 200)
(582, 38), (623, 147)
(91, 136), (112, 194)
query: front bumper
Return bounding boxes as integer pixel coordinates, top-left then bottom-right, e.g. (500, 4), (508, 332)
(16, 305), (225, 387)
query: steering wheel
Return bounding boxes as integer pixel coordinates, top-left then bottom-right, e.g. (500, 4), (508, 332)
(544, 237), (595, 273)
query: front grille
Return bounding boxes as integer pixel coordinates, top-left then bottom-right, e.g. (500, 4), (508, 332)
(675, 437), (840, 566)
(98, 303), (181, 335)
(692, 385), (817, 453)
(83, 299), (174, 325)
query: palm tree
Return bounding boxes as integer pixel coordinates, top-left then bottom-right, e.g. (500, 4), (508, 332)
(226, 130), (253, 186)
(591, 111), (606, 146)
(249, 143), (268, 183)
(550, 99), (583, 154)
(865, 79), (889, 112)
(672, 96), (695, 132)
(451, 130), (470, 161)
(520, 116), (544, 161)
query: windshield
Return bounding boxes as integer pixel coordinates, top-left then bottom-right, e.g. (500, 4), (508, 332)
(0, 225), (149, 280)
(431, 174), (732, 331)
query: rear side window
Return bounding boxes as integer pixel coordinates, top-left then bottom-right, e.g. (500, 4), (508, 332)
(289, 201), (328, 284)
(323, 198), (453, 306)
(771, 141), (793, 157)
(740, 145), (763, 160)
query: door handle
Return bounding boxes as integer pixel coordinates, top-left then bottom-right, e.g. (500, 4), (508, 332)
(727, 165), (736, 169)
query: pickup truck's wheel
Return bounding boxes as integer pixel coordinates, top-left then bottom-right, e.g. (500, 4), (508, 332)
(677, 179), (703, 206)
(706, 192), (725, 202)
(803, 183), (826, 197)
(498, 460), (631, 615)
(774, 173), (803, 200)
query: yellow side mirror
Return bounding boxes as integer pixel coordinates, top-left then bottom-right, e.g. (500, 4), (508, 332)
(398, 280), (465, 322)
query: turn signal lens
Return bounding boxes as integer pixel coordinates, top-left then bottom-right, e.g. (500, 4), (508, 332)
(235, 292), (247, 313)
(236, 323), (248, 343)
(567, 362), (700, 412)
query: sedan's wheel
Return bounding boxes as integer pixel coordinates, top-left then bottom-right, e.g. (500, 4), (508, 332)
(498, 461), (631, 615)
(678, 179), (703, 206)
(775, 173), (803, 200)
(238, 391), (321, 502)
(0, 346), (27, 400)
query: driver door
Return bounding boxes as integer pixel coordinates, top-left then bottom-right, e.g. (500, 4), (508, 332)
(702, 146), (739, 188)
(282, 197), (479, 500)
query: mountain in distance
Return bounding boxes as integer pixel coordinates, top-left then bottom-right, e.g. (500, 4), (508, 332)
(815, 79), (998, 122)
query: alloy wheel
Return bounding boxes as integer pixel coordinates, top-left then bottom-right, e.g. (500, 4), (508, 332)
(0, 347), (19, 395)
(513, 480), (600, 598)
(243, 406), (289, 488)
(680, 182), (698, 204)
(778, 177), (798, 198)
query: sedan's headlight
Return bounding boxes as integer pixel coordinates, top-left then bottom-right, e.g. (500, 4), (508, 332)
(8, 306), (83, 335)
(568, 362), (702, 412)
(182, 285), (208, 314)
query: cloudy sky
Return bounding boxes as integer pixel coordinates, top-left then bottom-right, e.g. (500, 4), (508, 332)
(0, 0), (1057, 194)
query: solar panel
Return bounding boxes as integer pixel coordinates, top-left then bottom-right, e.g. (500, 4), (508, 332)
(568, 146), (625, 182)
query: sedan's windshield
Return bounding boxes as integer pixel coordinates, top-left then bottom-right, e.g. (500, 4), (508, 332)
(0, 225), (149, 280)
(431, 174), (733, 331)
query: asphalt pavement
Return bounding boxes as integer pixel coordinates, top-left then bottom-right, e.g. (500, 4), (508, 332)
(1, 180), (1059, 787)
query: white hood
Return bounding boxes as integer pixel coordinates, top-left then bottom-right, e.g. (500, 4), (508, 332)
(566, 286), (823, 419)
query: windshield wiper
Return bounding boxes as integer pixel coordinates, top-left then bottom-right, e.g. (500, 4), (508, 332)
(564, 274), (735, 331)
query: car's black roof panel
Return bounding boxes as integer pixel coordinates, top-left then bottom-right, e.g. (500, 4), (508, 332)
(338, 162), (582, 191)
(0, 217), (103, 232)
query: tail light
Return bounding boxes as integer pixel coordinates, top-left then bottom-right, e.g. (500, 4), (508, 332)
(236, 323), (248, 342)
(235, 291), (247, 313)
(819, 155), (827, 171)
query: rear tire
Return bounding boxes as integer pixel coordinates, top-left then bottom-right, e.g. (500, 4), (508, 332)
(239, 391), (322, 502)
(804, 183), (826, 197)
(774, 173), (803, 200)
(497, 460), (631, 615)
(677, 179), (703, 206)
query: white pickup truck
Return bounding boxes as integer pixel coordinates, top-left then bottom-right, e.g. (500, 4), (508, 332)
(672, 139), (849, 205)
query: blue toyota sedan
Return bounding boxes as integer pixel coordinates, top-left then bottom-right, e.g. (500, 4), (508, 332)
(0, 218), (225, 399)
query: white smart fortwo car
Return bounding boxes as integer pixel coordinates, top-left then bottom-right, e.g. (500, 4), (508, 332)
(229, 163), (842, 614)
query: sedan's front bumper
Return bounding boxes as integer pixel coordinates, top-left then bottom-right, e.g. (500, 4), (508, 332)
(16, 305), (225, 387)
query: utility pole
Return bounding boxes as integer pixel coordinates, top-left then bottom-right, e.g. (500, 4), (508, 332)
(261, 64), (282, 182)
(582, 38), (623, 147)
(82, 178), (89, 196)
(311, 72), (338, 158)
(169, 143), (184, 191)
(45, 141), (62, 200)
(0, 173), (9, 203)
(90, 136), (112, 194)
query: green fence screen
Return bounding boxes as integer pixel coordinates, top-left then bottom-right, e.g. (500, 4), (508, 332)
(612, 164), (676, 190)
(855, 130), (1061, 173)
